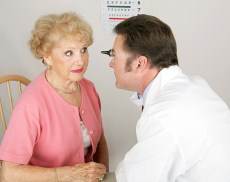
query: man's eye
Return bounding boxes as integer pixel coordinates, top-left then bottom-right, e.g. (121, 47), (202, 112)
(80, 47), (88, 54)
(108, 49), (115, 57)
(110, 50), (115, 57)
(64, 50), (73, 56)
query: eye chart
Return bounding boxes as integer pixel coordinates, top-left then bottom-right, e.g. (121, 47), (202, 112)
(101, 0), (142, 32)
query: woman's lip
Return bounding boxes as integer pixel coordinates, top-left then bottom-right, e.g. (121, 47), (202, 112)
(71, 68), (84, 73)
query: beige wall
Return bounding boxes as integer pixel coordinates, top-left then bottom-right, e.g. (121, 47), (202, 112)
(0, 0), (230, 170)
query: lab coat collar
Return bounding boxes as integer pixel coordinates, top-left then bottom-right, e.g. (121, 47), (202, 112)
(130, 65), (182, 107)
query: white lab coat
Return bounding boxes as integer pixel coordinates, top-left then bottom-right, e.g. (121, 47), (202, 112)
(116, 66), (230, 182)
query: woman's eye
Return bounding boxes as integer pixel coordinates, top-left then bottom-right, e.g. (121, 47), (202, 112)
(64, 50), (73, 56)
(80, 47), (88, 54)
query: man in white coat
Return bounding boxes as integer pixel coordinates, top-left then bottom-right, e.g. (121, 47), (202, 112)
(101, 14), (230, 182)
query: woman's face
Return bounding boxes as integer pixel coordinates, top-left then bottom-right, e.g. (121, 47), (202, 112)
(46, 37), (89, 82)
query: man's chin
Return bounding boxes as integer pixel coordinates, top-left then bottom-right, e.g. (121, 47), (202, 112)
(115, 81), (119, 88)
(115, 81), (135, 92)
(115, 81), (122, 89)
(115, 81), (126, 90)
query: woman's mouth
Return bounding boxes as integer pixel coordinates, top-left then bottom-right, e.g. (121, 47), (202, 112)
(71, 68), (84, 73)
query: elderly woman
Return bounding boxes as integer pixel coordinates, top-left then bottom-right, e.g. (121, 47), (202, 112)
(0, 12), (108, 182)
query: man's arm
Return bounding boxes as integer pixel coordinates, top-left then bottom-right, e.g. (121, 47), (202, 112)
(115, 129), (183, 182)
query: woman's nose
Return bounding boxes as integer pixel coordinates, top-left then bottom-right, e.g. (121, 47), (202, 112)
(74, 55), (84, 65)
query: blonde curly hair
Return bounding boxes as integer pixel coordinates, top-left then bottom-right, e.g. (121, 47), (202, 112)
(29, 12), (93, 60)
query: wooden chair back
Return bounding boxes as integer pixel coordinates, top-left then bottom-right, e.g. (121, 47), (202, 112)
(0, 75), (30, 132)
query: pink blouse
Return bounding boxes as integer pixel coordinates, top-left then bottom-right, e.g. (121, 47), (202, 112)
(0, 72), (103, 167)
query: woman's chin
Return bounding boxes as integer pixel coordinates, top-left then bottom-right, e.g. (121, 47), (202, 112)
(69, 75), (84, 82)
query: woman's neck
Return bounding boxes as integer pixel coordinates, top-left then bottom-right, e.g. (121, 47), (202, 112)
(45, 69), (80, 94)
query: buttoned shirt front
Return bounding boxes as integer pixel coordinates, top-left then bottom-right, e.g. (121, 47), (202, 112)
(0, 72), (103, 167)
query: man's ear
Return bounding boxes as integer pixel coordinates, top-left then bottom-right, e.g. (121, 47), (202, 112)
(134, 56), (149, 72)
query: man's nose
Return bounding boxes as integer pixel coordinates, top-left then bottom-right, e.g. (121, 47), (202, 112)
(109, 60), (114, 68)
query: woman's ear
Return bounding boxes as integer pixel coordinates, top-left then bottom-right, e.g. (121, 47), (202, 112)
(43, 56), (52, 66)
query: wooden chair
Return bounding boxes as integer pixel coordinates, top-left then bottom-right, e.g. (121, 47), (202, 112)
(0, 75), (30, 133)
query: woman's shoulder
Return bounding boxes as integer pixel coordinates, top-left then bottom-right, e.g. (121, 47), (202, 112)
(15, 72), (46, 106)
(80, 78), (100, 101)
(80, 77), (94, 85)
(80, 78), (96, 90)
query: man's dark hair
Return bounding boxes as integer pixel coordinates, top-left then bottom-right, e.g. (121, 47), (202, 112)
(114, 14), (178, 69)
